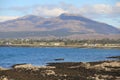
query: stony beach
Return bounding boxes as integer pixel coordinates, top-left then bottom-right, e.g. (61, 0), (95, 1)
(0, 59), (120, 80)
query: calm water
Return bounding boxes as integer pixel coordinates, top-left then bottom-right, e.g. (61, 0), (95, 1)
(0, 47), (120, 68)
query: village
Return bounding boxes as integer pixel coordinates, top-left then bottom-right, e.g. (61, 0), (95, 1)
(0, 39), (120, 48)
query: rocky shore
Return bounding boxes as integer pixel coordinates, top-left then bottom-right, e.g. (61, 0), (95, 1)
(0, 60), (120, 80)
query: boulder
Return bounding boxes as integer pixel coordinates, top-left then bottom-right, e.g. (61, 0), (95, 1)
(0, 76), (8, 80)
(41, 70), (55, 76)
(0, 67), (7, 71)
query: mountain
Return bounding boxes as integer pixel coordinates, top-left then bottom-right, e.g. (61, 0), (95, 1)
(0, 13), (120, 39)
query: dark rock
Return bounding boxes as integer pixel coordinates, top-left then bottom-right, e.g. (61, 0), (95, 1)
(54, 58), (64, 61)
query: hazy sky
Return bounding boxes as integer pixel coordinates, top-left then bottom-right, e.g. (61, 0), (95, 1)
(0, 0), (120, 28)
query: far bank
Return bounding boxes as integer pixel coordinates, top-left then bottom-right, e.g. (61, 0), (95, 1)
(0, 39), (120, 49)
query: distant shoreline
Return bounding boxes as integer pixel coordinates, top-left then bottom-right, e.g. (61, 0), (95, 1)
(0, 44), (120, 49)
(0, 39), (120, 49)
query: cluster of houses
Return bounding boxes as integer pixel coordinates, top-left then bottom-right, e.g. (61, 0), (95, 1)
(0, 39), (120, 48)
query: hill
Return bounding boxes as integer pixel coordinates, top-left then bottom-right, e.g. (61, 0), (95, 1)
(0, 13), (120, 39)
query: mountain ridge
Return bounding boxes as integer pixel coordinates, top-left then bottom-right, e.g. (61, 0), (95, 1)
(0, 13), (120, 39)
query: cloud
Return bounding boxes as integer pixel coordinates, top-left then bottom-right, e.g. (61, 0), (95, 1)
(56, 2), (120, 27)
(116, 2), (120, 7)
(1, 1), (120, 18)
(0, 2), (120, 28)
(31, 2), (120, 19)
(33, 6), (68, 17)
(0, 16), (19, 22)
(93, 4), (112, 14)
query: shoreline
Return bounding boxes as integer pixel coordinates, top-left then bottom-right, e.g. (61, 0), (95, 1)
(0, 45), (120, 49)
(0, 44), (119, 80)
(0, 59), (120, 80)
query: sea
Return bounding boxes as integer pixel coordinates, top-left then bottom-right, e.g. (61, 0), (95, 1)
(0, 47), (120, 68)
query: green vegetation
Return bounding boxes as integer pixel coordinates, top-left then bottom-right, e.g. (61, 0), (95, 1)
(0, 39), (120, 48)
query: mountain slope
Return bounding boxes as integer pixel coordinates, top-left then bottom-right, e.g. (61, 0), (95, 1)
(0, 13), (120, 39)
(59, 13), (120, 34)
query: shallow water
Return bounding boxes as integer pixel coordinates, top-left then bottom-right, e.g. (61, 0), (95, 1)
(0, 47), (120, 68)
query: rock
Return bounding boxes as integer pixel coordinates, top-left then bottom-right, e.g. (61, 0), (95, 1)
(13, 64), (39, 71)
(89, 61), (120, 71)
(69, 62), (90, 69)
(115, 77), (120, 80)
(41, 70), (55, 76)
(0, 67), (4, 70)
(0, 67), (7, 71)
(0, 76), (8, 80)
(54, 58), (64, 61)
(39, 66), (56, 69)
(13, 64), (33, 68)
(107, 56), (120, 60)
(81, 62), (90, 68)
(95, 61), (120, 67)
(0, 61), (119, 80)
(13, 64), (56, 71)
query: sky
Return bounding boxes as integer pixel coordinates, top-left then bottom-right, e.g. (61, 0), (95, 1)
(0, 0), (120, 28)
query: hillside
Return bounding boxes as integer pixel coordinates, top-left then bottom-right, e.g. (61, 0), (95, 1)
(0, 13), (120, 39)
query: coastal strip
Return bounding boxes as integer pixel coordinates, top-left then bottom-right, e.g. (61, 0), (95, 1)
(0, 60), (120, 80)
(0, 39), (120, 49)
